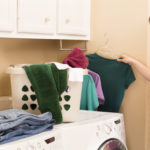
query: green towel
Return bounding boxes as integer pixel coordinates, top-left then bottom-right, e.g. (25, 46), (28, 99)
(24, 64), (68, 124)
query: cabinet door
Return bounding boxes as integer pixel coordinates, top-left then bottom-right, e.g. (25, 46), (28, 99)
(0, 0), (16, 32)
(57, 0), (90, 36)
(18, 0), (56, 34)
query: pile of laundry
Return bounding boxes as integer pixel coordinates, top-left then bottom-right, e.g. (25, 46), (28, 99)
(0, 109), (55, 144)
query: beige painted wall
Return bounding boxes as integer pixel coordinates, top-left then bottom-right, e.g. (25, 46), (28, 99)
(146, 0), (150, 148)
(0, 0), (148, 150)
(88, 0), (147, 150)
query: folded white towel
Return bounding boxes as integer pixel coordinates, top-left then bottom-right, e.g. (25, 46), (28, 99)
(68, 68), (83, 82)
(45, 62), (83, 82)
(45, 62), (71, 70)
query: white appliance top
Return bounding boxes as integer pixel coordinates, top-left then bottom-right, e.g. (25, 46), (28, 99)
(55, 110), (123, 129)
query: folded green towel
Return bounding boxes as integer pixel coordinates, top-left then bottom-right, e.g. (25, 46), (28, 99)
(24, 64), (68, 124)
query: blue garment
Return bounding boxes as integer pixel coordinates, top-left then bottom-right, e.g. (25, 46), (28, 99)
(0, 109), (55, 144)
(80, 75), (99, 111)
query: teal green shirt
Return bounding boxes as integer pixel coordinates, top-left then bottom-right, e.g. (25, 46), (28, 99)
(80, 75), (99, 111)
(86, 53), (136, 112)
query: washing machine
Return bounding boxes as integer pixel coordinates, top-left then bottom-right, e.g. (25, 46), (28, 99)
(0, 110), (127, 150)
(60, 110), (127, 150)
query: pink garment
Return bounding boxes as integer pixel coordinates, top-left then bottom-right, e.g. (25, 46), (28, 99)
(63, 47), (89, 69)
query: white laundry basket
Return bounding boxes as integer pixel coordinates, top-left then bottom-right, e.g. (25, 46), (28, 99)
(7, 65), (82, 122)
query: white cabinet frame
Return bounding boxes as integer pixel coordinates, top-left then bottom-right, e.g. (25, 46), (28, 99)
(0, 0), (90, 40)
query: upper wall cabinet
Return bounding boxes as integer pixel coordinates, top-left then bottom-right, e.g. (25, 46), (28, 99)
(18, 0), (56, 34)
(0, 0), (90, 40)
(57, 0), (90, 36)
(0, 0), (16, 32)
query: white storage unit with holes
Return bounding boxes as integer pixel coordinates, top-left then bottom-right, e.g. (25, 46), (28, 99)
(0, 0), (90, 40)
(0, 110), (127, 150)
(7, 65), (83, 122)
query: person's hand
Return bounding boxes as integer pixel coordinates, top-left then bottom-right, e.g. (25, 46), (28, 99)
(117, 55), (136, 65)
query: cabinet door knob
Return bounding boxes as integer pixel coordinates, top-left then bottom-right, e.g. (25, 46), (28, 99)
(65, 18), (70, 24)
(44, 17), (51, 23)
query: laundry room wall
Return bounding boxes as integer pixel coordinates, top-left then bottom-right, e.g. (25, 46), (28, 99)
(0, 0), (147, 150)
(0, 39), (58, 96)
(85, 0), (147, 150)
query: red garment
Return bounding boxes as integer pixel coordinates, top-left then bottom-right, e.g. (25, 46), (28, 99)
(63, 47), (89, 69)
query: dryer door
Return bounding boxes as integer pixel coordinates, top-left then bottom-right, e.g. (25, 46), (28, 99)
(98, 138), (127, 150)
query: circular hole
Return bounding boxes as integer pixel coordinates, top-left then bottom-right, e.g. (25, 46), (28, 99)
(30, 86), (35, 92)
(64, 104), (70, 111)
(64, 95), (71, 101)
(22, 95), (28, 101)
(22, 85), (28, 92)
(59, 96), (62, 101)
(30, 95), (36, 101)
(30, 104), (37, 110)
(22, 104), (28, 110)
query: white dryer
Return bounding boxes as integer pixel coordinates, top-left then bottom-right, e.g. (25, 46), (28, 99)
(0, 110), (127, 150)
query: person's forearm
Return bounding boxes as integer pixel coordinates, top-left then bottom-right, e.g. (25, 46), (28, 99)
(117, 55), (150, 81)
(131, 59), (150, 81)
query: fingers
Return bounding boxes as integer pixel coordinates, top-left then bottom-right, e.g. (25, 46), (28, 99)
(117, 54), (134, 65)
(117, 55), (127, 63)
(118, 55), (126, 59)
(117, 58), (124, 62)
(117, 56), (124, 61)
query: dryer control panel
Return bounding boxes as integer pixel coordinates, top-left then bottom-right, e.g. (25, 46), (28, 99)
(87, 114), (127, 150)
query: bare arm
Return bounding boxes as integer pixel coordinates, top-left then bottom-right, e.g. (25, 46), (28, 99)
(117, 55), (150, 81)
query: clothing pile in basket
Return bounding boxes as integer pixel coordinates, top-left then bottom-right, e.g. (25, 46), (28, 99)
(0, 109), (55, 144)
